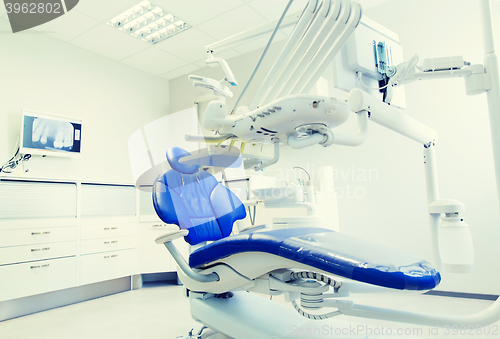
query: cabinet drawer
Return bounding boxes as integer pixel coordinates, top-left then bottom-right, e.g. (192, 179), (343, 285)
(138, 224), (173, 274)
(0, 256), (77, 302)
(0, 227), (77, 248)
(80, 236), (136, 255)
(80, 249), (137, 286)
(0, 218), (77, 231)
(0, 241), (76, 266)
(81, 223), (136, 240)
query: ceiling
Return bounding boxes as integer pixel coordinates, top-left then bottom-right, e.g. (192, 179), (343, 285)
(0, 0), (391, 80)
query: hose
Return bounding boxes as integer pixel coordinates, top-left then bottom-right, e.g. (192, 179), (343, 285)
(231, 0), (294, 114)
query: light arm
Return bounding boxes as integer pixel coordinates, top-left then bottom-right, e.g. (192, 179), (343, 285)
(348, 88), (437, 145)
(422, 145), (442, 271)
(205, 56), (238, 86)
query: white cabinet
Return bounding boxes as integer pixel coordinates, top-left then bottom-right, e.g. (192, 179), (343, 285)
(79, 184), (138, 286)
(0, 178), (191, 305)
(0, 179), (141, 303)
(0, 181), (78, 302)
(0, 257), (77, 302)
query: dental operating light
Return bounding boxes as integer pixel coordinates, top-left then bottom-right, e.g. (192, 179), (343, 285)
(106, 1), (191, 45)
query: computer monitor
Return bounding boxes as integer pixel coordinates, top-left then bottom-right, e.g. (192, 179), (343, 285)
(20, 109), (82, 156)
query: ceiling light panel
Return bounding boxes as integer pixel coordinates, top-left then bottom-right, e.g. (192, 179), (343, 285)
(107, 1), (191, 45)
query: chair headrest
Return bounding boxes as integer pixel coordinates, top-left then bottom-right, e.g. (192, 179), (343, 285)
(167, 147), (199, 174)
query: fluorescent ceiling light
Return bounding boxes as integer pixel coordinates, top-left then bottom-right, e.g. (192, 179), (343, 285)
(107, 1), (191, 45)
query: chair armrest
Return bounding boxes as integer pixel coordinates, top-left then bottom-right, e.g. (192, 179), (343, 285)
(155, 229), (189, 244)
(155, 229), (219, 283)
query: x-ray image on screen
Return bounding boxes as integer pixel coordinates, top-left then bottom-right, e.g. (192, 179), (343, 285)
(21, 113), (82, 155)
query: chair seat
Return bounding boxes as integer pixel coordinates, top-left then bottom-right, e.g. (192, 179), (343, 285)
(189, 227), (441, 291)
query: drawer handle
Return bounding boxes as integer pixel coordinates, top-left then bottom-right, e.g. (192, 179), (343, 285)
(104, 254), (118, 259)
(31, 247), (50, 252)
(103, 227), (118, 231)
(31, 231), (51, 235)
(30, 264), (50, 269)
(103, 241), (118, 245)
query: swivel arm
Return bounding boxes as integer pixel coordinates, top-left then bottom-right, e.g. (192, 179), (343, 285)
(155, 229), (219, 283)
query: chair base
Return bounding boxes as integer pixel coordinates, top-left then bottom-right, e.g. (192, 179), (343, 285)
(189, 291), (422, 339)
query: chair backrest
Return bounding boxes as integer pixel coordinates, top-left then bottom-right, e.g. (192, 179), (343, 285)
(153, 147), (246, 246)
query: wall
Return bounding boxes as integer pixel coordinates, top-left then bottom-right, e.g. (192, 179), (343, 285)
(169, 0), (500, 295)
(0, 17), (169, 184)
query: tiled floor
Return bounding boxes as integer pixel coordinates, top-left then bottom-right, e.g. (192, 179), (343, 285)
(0, 283), (498, 339)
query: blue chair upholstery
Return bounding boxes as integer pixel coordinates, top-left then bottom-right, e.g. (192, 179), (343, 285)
(153, 147), (247, 246)
(189, 227), (441, 291)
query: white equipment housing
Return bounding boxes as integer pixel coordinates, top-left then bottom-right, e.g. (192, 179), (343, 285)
(204, 94), (350, 145)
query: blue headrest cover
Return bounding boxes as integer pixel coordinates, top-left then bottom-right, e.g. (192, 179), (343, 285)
(167, 147), (199, 174)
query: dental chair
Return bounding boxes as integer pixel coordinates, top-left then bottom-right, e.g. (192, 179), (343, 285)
(153, 147), (441, 339)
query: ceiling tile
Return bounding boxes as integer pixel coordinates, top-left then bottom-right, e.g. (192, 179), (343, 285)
(153, 0), (245, 26)
(70, 23), (149, 60)
(198, 5), (267, 41)
(74, 0), (141, 22)
(161, 64), (200, 80)
(193, 59), (208, 68)
(248, 0), (308, 21)
(154, 28), (216, 63)
(32, 9), (99, 41)
(121, 47), (188, 75)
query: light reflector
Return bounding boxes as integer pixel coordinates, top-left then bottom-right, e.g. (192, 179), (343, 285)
(107, 1), (191, 45)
